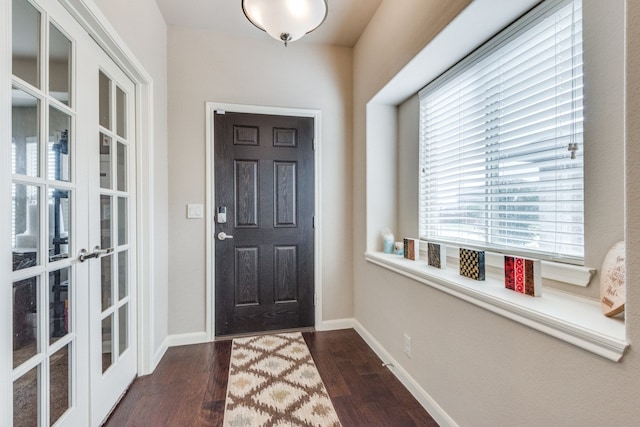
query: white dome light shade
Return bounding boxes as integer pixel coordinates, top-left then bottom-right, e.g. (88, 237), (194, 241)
(242, 0), (328, 46)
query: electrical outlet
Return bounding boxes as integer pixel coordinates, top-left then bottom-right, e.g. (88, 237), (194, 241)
(403, 333), (412, 358)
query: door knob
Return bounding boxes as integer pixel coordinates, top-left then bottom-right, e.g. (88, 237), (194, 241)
(217, 232), (234, 240)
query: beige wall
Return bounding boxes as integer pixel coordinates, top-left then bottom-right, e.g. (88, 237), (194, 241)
(167, 27), (353, 334)
(353, 0), (640, 425)
(93, 0), (169, 359)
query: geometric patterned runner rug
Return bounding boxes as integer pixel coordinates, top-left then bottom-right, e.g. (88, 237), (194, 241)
(223, 332), (342, 427)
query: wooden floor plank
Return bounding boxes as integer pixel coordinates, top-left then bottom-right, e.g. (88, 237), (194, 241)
(104, 329), (437, 426)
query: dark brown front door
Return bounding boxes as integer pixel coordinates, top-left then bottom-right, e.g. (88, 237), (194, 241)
(214, 111), (315, 336)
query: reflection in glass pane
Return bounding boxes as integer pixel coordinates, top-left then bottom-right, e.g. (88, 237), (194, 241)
(116, 86), (126, 138)
(118, 197), (127, 246)
(13, 365), (40, 427)
(48, 107), (71, 182)
(12, 0), (41, 88)
(101, 254), (112, 311)
(49, 267), (70, 344)
(118, 250), (128, 300)
(99, 71), (111, 129)
(119, 304), (128, 356)
(99, 133), (112, 189)
(101, 195), (112, 249)
(13, 276), (39, 368)
(50, 344), (70, 425)
(102, 315), (113, 373)
(12, 87), (39, 177)
(49, 188), (70, 262)
(117, 142), (127, 192)
(12, 183), (40, 270)
(49, 23), (71, 106)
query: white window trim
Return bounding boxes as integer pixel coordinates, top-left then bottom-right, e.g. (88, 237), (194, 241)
(365, 251), (627, 362)
(363, 0), (627, 365)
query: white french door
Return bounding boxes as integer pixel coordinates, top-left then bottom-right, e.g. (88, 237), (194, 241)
(6, 0), (137, 425)
(9, 1), (90, 425)
(84, 40), (137, 427)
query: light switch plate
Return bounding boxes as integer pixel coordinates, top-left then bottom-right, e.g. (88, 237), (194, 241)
(186, 203), (204, 219)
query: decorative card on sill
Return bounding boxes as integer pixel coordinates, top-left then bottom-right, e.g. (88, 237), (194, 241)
(403, 238), (419, 261)
(459, 248), (485, 281)
(427, 242), (446, 269)
(504, 256), (541, 297)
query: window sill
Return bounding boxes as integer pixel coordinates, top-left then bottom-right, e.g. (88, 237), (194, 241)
(364, 252), (629, 362)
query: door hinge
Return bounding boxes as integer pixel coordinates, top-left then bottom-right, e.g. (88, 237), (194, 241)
(314, 293), (317, 306)
(312, 138), (315, 151)
(312, 216), (315, 229)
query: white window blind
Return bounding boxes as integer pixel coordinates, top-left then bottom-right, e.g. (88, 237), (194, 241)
(419, 0), (584, 263)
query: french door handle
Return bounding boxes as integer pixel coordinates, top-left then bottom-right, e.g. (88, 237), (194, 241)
(93, 245), (114, 256)
(217, 232), (234, 241)
(77, 248), (98, 262)
(77, 246), (114, 263)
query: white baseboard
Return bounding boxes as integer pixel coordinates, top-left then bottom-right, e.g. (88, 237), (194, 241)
(353, 321), (458, 427)
(316, 318), (356, 331)
(165, 322), (355, 348)
(166, 331), (210, 348)
(152, 337), (169, 372)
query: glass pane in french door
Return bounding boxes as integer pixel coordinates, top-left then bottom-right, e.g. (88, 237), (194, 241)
(49, 22), (71, 106)
(13, 276), (40, 369)
(101, 315), (113, 373)
(99, 71), (111, 130)
(101, 253), (112, 312)
(14, 365), (40, 426)
(12, 183), (40, 271)
(11, 87), (39, 177)
(12, 0), (41, 88)
(49, 344), (70, 425)
(48, 106), (71, 182)
(48, 189), (70, 262)
(49, 267), (70, 345)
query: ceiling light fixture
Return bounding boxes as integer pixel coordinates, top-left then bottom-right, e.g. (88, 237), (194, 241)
(242, 0), (328, 47)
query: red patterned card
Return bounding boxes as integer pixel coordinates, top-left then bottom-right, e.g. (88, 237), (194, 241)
(504, 256), (541, 297)
(504, 256), (515, 290)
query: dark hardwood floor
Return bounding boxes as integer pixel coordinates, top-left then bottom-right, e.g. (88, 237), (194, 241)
(104, 329), (438, 426)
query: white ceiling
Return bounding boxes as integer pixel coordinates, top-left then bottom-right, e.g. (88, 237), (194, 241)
(154, 0), (383, 47)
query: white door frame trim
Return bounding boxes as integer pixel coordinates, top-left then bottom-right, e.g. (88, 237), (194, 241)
(1, 0), (12, 425)
(205, 102), (323, 341)
(57, 0), (157, 375)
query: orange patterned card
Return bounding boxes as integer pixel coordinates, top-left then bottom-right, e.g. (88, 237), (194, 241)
(403, 239), (419, 261)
